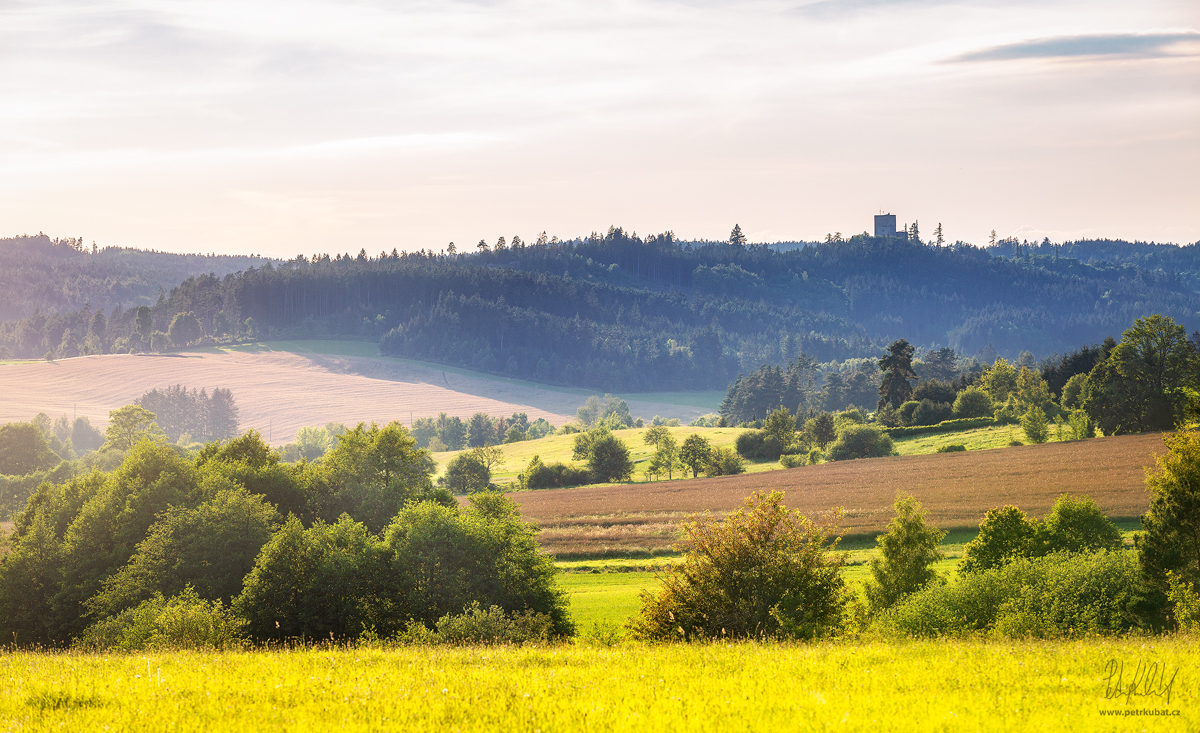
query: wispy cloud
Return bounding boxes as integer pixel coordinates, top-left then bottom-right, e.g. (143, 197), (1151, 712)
(952, 30), (1200, 62)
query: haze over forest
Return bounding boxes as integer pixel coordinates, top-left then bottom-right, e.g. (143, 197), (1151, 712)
(2, 229), (1198, 394)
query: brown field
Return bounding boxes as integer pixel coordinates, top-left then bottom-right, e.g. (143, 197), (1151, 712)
(0, 343), (710, 444)
(0, 350), (571, 444)
(513, 432), (1167, 557)
(0, 343), (715, 443)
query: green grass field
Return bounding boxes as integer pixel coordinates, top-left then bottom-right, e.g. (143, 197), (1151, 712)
(438, 421), (1050, 486)
(891, 423), (1029, 455)
(434, 426), (774, 484)
(3, 639), (1194, 731)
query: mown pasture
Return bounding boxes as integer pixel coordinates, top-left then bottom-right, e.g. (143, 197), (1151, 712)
(3, 639), (1194, 731)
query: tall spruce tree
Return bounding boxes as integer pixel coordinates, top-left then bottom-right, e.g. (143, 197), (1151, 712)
(878, 339), (917, 411)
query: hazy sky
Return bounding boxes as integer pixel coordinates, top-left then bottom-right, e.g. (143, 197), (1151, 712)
(1, 0), (1197, 257)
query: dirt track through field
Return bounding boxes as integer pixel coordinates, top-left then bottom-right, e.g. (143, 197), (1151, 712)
(514, 433), (1166, 556)
(0, 350), (579, 444)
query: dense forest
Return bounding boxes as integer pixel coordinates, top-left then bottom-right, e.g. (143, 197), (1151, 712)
(1, 228), (1197, 392)
(0, 234), (268, 320)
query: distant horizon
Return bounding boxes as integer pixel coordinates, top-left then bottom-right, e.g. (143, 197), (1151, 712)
(2, 1), (1196, 258)
(5, 226), (1197, 262)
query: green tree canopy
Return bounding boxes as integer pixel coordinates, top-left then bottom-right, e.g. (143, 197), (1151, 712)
(0, 422), (60, 475)
(572, 427), (634, 483)
(1085, 315), (1198, 435)
(167, 311), (203, 347)
(103, 405), (164, 452)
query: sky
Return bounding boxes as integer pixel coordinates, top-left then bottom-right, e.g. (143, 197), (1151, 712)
(1, 0), (1197, 257)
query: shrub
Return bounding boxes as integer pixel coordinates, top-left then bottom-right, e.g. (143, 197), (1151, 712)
(734, 429), (785, 460)
(827, 424), (895, 461)
(627, 491), (847, 640)
(877, 550), (1143, 638)
(394, 602), (556, 645)
(912, 399), (953, 426)
(75, 587), (244, 651)
(897, 400), (920, 426)
(521, 455), (591, 489)
(780, 453), (804, 468)
(1165, 572), (1200, 632)
(936, 444), (967, 453)
(1038, 494), (1122, 555)
(959, 506), (1037, 574)
(865, 495), (946, 613)
(883, 417), (993, 437)
(704, 447), (746, 476)
(953, 387), (993, 419)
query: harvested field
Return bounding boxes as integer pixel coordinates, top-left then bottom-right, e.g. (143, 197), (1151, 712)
(0, 341), (713, 444)
(515, 433), (1167, 557)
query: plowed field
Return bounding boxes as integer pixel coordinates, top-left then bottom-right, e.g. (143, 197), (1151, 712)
(515, 432), (1166, 557)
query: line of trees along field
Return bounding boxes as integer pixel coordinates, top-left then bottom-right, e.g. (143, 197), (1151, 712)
(1, 229), (1198, 392)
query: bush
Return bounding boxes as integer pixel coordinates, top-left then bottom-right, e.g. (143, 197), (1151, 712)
(1038, 494), (1122, 555)
(521, 455), (591, 489)
(936, 444), (967, 453)
(780, 453), (804, 468)
(959, 506), (1037, 574)
(877, 550), (1144, 638)
(734, 429), (785, 460)
(75, 587), (244, 651)
(393, 602), (557, 645)
(912, 399), (953, 426)
(704, 446), (746, 476)
(883, 416), (993, 437)
(897, 400), (920, 426)
(953, 387), (993, 419)
(827, 424), (895, 461)
(627, 491), (847, 640)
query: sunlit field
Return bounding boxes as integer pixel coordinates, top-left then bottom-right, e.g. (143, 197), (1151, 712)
(4, 638), (1194, 732)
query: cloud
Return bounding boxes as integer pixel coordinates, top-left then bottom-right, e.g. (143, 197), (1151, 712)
(952, 30), (1200, 63)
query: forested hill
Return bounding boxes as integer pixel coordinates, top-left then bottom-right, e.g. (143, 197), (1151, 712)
(1, 229), (1198, 392)
(0, 234), (271, 320)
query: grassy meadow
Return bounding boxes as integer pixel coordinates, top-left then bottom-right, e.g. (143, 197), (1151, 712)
(4, 638), (1194, 731)
(434, 421), (1072, 486)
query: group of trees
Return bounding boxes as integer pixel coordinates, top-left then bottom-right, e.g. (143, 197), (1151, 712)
(136, 385), (240, 443)
(409, 412), (555, 452)
(723, 314), (1200, 450)
(631, 425), (1200, 640)
(0, 417), (572, 647)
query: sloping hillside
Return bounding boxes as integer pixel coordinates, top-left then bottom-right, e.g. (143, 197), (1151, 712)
(0, 342), (716, 443)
